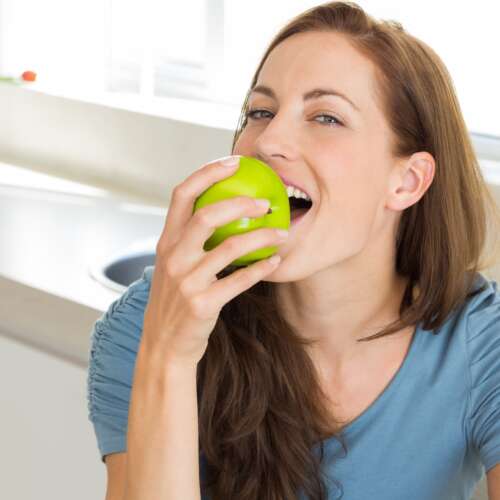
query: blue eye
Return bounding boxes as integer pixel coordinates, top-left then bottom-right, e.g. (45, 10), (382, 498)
(244, 109), (343, 127)
(315, 114), (343, 126)
(245, 109), (273, 120)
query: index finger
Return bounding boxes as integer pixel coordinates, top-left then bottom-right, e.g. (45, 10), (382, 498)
(157, 156), (242, 251)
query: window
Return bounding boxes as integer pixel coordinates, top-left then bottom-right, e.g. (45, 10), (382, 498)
(0, 0), (499, 141)
(109, 0), (221, 101)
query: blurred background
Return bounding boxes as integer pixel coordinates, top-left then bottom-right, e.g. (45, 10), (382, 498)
(0, 1), (497, 498)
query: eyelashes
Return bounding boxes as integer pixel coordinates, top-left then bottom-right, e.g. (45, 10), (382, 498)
(243, 108), (344, 127)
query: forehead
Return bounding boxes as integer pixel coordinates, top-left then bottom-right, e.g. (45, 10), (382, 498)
(254, 31), (379, 111)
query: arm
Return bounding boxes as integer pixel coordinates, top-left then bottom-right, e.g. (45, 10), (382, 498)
(105, 452), (127, 500)
(123, 340), (201, 500)
(488, 464), (500, 500)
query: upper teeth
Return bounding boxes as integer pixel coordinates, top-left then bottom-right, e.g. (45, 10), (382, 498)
(286, 185), (311, 201)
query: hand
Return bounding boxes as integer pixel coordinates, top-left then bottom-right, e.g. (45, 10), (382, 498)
(142, 156), (289, 366)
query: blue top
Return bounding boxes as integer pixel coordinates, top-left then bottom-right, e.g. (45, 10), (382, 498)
(86, 266), (500, 499)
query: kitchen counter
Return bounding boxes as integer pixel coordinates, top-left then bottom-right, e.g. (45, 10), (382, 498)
(0, 162), (166, 367)
(1, 159), (500, 370)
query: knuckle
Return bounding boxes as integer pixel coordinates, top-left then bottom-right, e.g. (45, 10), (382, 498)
(221, 236), (239, 254)
(177, 278), (193, 298)
(163, 257), (178, 278)
(234, 267), (254, 286)
(155, 240), (166, 256)
(194, 208), (214, 228)
(172, 183), (187, 199)
(188, 294), (210, 319)
(156, 237), (172, 256)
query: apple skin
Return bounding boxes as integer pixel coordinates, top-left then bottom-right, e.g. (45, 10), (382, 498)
(192, 156), (291, 267)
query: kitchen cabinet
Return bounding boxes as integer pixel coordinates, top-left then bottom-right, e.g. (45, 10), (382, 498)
(0, 334), (105, 499)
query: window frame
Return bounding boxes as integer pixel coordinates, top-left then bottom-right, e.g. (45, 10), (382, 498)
(108, 0), (224, 102)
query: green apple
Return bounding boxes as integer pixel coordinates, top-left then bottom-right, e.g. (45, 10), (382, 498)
(192, 156), (290, 267)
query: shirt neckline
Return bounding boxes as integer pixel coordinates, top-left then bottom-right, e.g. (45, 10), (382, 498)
(325, 320), (422, 440)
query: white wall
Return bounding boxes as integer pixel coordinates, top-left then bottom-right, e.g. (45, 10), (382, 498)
(0, 84), (239, 207)
(0, 334), (106, 500)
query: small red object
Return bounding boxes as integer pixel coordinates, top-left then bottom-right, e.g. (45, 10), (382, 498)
(21, 70), (37, 82)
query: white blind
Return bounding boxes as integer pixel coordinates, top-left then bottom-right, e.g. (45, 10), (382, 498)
(1, 0), (498, 139)
(109, 0), (208, 97)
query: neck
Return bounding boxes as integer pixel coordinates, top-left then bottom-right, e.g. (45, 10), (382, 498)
(275, 270), (410, 368)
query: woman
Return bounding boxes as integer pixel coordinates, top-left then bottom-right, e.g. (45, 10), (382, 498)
(87, 2), (500, 499)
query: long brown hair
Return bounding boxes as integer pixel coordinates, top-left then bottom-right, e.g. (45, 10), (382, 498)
(196, 2), (500, 499)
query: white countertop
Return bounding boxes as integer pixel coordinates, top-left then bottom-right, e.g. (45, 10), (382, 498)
(0, 162), (166, 367)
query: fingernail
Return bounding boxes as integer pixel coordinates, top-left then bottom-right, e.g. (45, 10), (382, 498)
(276, 229), (289, 238)
(254, 198), (270, 210)
(221, 156), (240, 167)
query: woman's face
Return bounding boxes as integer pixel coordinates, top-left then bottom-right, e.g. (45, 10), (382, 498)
(233, 31), (408, 282)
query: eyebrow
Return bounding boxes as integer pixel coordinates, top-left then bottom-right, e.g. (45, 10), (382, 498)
(249, 85), (361, 113)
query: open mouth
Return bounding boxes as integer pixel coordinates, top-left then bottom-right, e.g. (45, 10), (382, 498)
(289, 195), (313, 220)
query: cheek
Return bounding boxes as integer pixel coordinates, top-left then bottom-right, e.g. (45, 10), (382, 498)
(323, 144), (385, 210)
(232, 128), (253, 153)
(319, 154), (388, 243)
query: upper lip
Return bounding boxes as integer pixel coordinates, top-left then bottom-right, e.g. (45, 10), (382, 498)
(275, 173), (313, 201)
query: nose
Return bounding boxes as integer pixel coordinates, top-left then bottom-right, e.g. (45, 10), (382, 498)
(253, 110), (298, 162)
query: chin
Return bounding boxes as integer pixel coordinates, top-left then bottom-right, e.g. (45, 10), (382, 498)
(261, 257), (301, 283)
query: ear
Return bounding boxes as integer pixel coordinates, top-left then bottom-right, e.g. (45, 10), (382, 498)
(386, 151), (435, 211)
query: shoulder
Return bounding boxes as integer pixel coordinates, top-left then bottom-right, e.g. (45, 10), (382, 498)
(453, 272), (500, 383)
(462, 272), (500, 346)
(95, 265), (154, 333)
(429, 273), (499, 353)
(429, 272), (500, 401)
(88, 263), (154, 372)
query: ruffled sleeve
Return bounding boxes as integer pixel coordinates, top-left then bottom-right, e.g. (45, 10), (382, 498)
(466, 277), (500, 472)
(86, 266), (154, 463)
